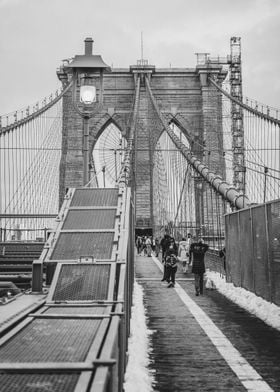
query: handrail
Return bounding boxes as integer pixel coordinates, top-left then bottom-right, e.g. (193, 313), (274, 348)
(209, 77), (280, 126)
(118, 75), (141, 187)
(0, 82), (72, 135)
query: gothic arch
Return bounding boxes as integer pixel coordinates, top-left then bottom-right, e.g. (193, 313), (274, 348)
(90, 117), (127, 187)
(89, 114), (127, 153)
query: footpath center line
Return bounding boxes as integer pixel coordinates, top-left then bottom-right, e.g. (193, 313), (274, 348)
(149, 254), (274, 392)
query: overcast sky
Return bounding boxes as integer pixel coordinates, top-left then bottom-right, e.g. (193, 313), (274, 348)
(0, 0), (279, 115)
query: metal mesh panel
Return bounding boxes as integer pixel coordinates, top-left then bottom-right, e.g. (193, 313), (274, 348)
(62, 209), (116, 230)
(50, 232), (114, 260)
(0, 373), (80, 392)
(270, 200), (280, 305)
(52, 264), (111, 301)
(270, 200), (280, 263)
(251, 205), (270, 300)
(44, 306), (107, 315)
(226, 200), (280, 306)
(239, 208), (254, 291)
(71, 189), (119, 207)
(226, 213), (241, 285)
(0, 319), (100, 362)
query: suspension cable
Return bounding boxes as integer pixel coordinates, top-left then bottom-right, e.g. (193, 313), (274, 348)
(0, 82), (72, 135)
(118, 75), (141, 187)
(209, 77), (280, 126)
(145, 76), (250, 210)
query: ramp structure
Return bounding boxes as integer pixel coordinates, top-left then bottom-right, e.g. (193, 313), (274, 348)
(0, 187), (134, 392)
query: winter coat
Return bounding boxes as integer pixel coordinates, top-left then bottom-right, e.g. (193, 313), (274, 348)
(178, 240), (189, 261)
(190, 242), (209, 274)
(165, 246), (178, 267)
(160, 235), (171, 252)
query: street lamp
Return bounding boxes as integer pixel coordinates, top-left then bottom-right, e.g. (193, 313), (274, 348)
(66, 37), (111, 185)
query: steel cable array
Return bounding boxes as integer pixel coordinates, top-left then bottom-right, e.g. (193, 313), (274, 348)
(209, 77), (280, 203)
(144, 76), (248, 245)
(0, 87), (70, 240)
(145, 76), (250, 210)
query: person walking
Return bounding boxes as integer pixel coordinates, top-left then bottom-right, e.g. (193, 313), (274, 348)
(154, 237), (160, 257)
(160, 234), (170, 281)
(189, 238), (209, 296)
(219, 246), (226, 272)
(161, 236), (178, 282)
(136, 236), (142, 255)
(160, 234), (170, 262)
(178, 234), (192, 273)
(169, 237), (178, 255)
(141, 236), (147, 256)
(186, 233), (193, 248)
(146, 236), (152, 257)
(165, 244), (178, 288)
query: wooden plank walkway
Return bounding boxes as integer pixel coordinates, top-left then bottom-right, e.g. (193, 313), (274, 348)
(135, 253), (280, 392)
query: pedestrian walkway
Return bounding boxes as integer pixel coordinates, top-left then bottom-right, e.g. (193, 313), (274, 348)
(135, 253), (280, 392)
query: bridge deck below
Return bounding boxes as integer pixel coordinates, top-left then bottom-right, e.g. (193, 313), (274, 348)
(0, 293), (46, 334)
(135, 254), (280, 392)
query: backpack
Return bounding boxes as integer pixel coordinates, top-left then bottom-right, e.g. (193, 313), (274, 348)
(180, 244), (188, 260)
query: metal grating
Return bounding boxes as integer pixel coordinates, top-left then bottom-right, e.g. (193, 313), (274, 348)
(0, 319), (101, 362)
(251, 206), (270, 300)
(62, 209), (116, 230)
(50, 232), (114, 260)
(239, 208), (254, 292)
(0, 373), (80, 392)
(70, 189), (119, 207)
(226, 213), (241, 286)
(44, 306), (108, 315)
(51, 264), (111, 301)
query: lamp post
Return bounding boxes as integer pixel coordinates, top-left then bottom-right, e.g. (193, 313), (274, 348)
(66, 38), (111, 185)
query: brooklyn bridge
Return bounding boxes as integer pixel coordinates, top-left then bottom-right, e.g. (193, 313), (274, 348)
(0, 36), (280, 391)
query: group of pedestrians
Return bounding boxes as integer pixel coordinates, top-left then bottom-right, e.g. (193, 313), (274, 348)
(136, 232), (209, 295)
(159, 233), (209, 295)
(136, 235), (160, 257)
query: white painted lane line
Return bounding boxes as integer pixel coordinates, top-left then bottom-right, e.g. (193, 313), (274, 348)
(150, 254), (274, 392)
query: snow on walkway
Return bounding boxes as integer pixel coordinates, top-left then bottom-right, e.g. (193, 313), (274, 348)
(124, 268), (280, 392)
(206, 270), (280, 332)
(123, 281), (155, 392)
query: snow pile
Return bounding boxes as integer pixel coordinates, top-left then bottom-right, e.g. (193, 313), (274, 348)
(205, 270), (280, 331)
(123, 281), (155, 392)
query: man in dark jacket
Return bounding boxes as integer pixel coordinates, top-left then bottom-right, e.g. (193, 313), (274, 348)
(160, 234), (170, 281)
(160, 234), (170, 261)
(189, 238), (209, 296)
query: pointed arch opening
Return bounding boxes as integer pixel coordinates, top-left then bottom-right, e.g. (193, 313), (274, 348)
(91, 122), (127, 188)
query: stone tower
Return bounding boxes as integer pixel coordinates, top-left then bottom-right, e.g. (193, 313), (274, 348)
(57, 39), (227, 235)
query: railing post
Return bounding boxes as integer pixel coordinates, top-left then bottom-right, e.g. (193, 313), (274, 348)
(264, 203), (273, 303)
(263, 166), (268, 203)
(32, 259), (43, 293)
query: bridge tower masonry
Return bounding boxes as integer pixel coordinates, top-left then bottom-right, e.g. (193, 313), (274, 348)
(57, 39), (229, 235)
